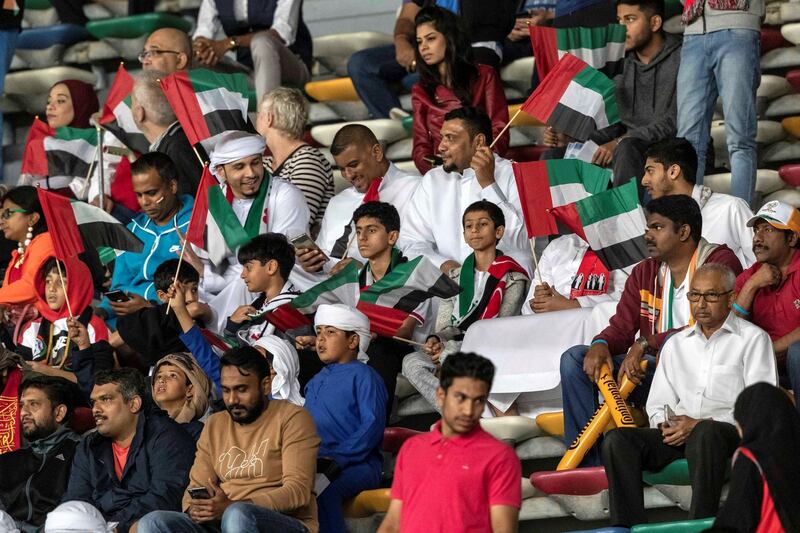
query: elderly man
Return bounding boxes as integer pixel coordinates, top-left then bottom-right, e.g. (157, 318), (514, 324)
(140, 28), (192, 73)
(297, 124), (420, 275)
(601, 263), (777, 527)
(733, 201), (800, 408)
(131, 70), (203, 195)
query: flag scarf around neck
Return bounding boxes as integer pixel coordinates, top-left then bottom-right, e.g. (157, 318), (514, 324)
(0, 367), (22, 454)
(160, 69), (251, 153)
(330, 177), (384, 259)
(357, 255), (462, 337)
(659, 248), (699, 332)
(37, 188), (144, 259)
(550, 179), (647, 271)
(452, 253), (528, 327)
(22, 120), (98, 190)
(529, 23), (626, 82)
(521, 53), (619, 142)
(99, 64), (150, 154)
(512, 159), (612, 237)
(185, 166), (271, 267)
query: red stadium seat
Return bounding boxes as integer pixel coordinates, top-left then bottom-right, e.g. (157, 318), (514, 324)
(68, 407), (95, 434)
(761, 26), (792, 54)
(787, 70), (800, 92)
(530, 467), (608, 496)
(382, 427), (422, 455)
(779, 163), (800, 186)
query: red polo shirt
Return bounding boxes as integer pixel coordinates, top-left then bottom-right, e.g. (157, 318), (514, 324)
(735, 250), (800, 341)
(390, 421), (521, 532)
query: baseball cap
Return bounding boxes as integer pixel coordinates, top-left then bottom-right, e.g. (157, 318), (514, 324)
(746, 200), (800, 233)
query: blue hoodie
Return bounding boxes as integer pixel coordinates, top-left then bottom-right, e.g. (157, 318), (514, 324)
(99, 195), (193, 319)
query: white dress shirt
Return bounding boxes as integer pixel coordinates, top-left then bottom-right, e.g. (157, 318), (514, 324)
(194, 0), (301, 46)
(646, 312), (777, 428)
(693, 184), (755, 268)
(402, 155), (533, 275)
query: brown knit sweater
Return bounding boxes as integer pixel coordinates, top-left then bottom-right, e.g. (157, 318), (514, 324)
(183, 400), (320, 532)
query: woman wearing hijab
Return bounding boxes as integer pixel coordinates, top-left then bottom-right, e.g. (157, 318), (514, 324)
(711, 383), (800, 533)
(151, 352), (211, 441)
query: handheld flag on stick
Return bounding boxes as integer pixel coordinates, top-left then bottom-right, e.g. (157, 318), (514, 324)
(529, 23), (626, 82)
(99, 64), (149, 154)
(22, 120), (97, 192)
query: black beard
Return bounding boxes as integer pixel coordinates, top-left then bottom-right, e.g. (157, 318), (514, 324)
(23, 420), (58, 442)
(226, 396), (266, 425)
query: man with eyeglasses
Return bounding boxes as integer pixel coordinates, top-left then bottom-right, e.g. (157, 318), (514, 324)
(140, 28), (192, 74)
(733, 200), (800, 410)
(601, 262), (777, 528)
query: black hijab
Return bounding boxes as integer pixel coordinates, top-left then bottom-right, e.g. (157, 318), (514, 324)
(734, 382), (800, 531)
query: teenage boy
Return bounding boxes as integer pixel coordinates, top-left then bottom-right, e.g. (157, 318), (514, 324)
(305, 304), (387, 533)
(402, 200), (529, 411)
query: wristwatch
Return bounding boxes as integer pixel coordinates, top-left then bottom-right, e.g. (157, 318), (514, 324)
(635, 336), (649, 352)
(229, 37), (239, 50)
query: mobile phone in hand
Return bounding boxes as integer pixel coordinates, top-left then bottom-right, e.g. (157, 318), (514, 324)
(188, 487), (211, 500)
(663, 405), (677, 427)
(105, 290), (130, 303)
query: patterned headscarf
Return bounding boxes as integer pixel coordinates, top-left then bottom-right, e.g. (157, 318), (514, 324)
(151, 352), (210, 425)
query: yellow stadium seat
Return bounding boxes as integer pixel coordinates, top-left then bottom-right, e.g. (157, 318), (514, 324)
(305, 78), (359, 102)
(783, 116), (800, 138)
(535, 412), (564, 437)
(509, 103), (543, 127)
(343, 488), (392, 518)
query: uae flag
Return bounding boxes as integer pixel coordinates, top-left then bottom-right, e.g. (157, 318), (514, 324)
(357, 256), (462, 337)
(37, 188), (144, 260)
(263, 262), (361, 332)
(513, 159), (611, 237)
(20, 117), (52, 177)
(185, 167), (252, 267)
(520, 53), (619, 142)
(22, 122), (98, 191)
(160, 69), (251, 154)
(530, 23), (626, 82)
(550, 179), (647, 271)
(99, 64), (149, 154)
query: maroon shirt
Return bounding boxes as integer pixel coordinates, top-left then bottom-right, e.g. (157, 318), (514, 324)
(735, 250), (800, 341)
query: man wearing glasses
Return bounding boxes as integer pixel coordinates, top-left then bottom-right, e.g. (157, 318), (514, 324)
(139, 28), (192, 74)
(733, 201), (800, 410)
(601, 262), (778, 528)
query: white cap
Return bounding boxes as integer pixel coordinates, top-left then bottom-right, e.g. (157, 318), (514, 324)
(44, 501), (118, 533)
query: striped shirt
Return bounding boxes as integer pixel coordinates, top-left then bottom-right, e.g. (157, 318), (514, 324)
(265, 145), (334, 226)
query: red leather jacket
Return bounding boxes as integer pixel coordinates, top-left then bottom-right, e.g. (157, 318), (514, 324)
(411, 64), (509, 174)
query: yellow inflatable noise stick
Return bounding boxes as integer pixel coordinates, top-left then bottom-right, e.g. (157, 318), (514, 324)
(597, 364), (637, 429)
(557, 360), (649, 471)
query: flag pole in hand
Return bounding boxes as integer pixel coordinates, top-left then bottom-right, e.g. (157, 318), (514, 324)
(54, 259), (74, 319)
(528, 239), (543, 284)
(489, 108), (522, 150)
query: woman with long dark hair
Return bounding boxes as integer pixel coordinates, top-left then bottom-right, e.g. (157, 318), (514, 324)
(411, 6), (509, 174)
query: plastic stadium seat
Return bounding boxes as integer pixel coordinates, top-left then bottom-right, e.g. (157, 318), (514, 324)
(25, 0), (52, 9)
(704, 169), (785, 196)
(568, 529), (630, 533)
(313, 32), (393, 76)
(62, 40), (120, 64)
(515, 436), (566, 461)
(480, 416), (540, 444)
(343, 488), (391, 518)
(531, 467), (608, 496)
(500, 56), (535, 92)
(787, 70), (800, 92)
(382, 427), (421, 455)
(764, 188), (800, 208)
(396, 393), (437, 417)
(400, 115), (413, 135)
(761, 46), (800, 71)
(509, 103), (543, 127)
(783, 116), (800, 138)
(642, 459), (690, 486)
(757, 74), (791, 100)
(782, 24), (800, 47)
(763, 140), (800, 164)
(4, 66), (96, 113)
(663, 15), (682, 34)
(535, 411), (564, 437)
(631, 518), (714, 533)
(782, 2), (800, 24)
(506, 144), (547, 162)
(394, 374), (417, 400)
(68, 407), (96, 434)
(710, 120), (785, 150)
(763, 26), (792, 53)
(304, 78), (359, 102)
(86, 13), (191, 61)
(15, 24), (93, 68)
(384, 137), (412, 161)
(765, 2), (783, 27)
(311, 119), (407, 147)
(521, 477), (537, 500)
(779, 163), (800, 186)
(23, 0), (59, 27)
(766, 94), (800, 119)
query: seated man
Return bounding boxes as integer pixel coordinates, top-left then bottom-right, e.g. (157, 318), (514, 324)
(560, 195), (742, 466)
(138, 346), (319, 533)
(403, 106), (532, 275)
(131, 70), (203, 196)
(305, 304), (387, 533)
(298, 124), (420, 276)
(544, 0), (680, 195)
(140, 28), (192, 74)
(733, 201), (800, 407)
(378, 352), (521, 533)
(642, 138), (755, 267)
(192, 0), (312, 100)
(602, 263), (777, 527)
(63, 369), (196, 533)
(0, 376), (80, 531)
(403, 200), (529, 411)
(97, 153), (193, 322)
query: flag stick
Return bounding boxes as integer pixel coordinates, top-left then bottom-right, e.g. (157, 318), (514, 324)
(97, 126), (106, 211)
(529, 238), (543, 284)
(79, 143), (101, 199)
(191, 144), (207, 167)
(489, 108), (522, 150)
(55, 259), (74, 319)
(392, 336), (427, 348)
(166, 237), (189, 316)
(340, 227), (357, 261)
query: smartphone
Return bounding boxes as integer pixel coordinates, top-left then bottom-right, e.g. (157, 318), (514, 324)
(290, 233), (329, 261)
(663, 405), (676, 427)
(423, 155), (443, 167)
(105, 290), (130, 303)
(187, 487), (211, 500)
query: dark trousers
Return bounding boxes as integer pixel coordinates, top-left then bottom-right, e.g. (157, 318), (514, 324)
(601, 421), (740, 527)
(367, 336), (412, 420)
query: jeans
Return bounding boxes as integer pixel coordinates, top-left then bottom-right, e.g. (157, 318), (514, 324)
(559, 345), (657, 466)
(347, 44), (418, 119)
(677, 29), (760, 206)
(317, 462), (382, 533)
(785, 341), (800, 411)
(0, 29), (20, 184)
(137, 503), (309, 533)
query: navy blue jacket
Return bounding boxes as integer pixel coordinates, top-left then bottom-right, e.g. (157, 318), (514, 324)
(62, 407), (196, 533)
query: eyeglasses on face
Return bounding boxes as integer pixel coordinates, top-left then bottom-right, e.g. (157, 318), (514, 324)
(138, 49), (181, 62)
(0, 208), (28, 220)
(686, 290), (732, 303)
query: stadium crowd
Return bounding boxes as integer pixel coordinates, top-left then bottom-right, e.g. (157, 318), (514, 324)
(0, 0), (799, 531)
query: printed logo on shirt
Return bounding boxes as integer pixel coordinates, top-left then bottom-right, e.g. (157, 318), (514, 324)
(55, 454), (65, 461)
(218, 439), (270, 481)
(169, 244), (182, 254)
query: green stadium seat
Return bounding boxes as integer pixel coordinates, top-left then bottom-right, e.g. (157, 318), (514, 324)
(15, 24), (93, 69)
(631, 518), (714, 533)
(85, 13), (191, 61)
(642, 459), (690, 486)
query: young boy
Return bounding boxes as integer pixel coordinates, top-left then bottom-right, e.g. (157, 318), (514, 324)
(304, 304), (387, 533)
(402, 200), (530, 411)
(225, 233), (300, 345)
